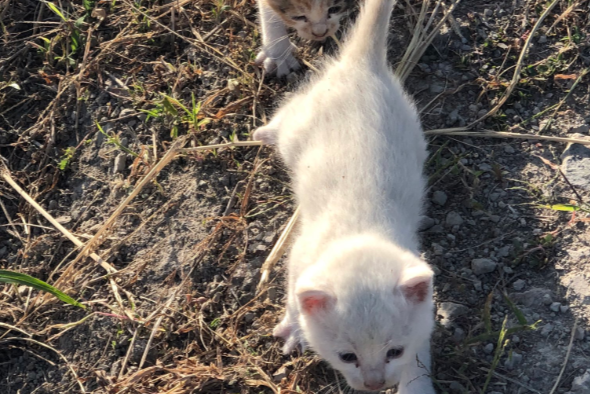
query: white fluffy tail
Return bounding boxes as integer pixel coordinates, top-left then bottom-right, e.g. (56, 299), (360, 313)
(341, 0), (395, 65)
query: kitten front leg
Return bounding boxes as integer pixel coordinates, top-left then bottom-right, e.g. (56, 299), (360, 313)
(398, 342), (435, 394)
(273, 292), (302, 353)
(256, 0), (300, 77)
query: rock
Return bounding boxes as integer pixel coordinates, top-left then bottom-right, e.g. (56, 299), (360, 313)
(483, 343), (494, 354)
(575, 327), (586, 341)
(438, 302), (470, 327)
(428, 225), (445, 233)
(512, 279), (526, 291)
(541, 323), (553, 337)
(570, 124), (590, 134)
(48, 200), (58, 210)
(543, 293), (553, 306)
(432, 243), (444, 256)
(538, 35), (548, 44)
(446, 211), (464, 226)
(430, 83), (445, 94)
(484, 8), (493, 16)
(113, 153), (127, 174)
(272, 366), (289, 382)
(244, 313), (255, 323)
(453, 327), (466, 342)
(561, 140), (590, 191)
(497, 245), (511, 258)
(419, 216), (436, 231)
(560, 305), (569, 313)
(489, 215), (501, 223)
(472, 258), (497, 275)
(473, 280), (482, 291)
(572, 369), (590, 393)
(448, 109), (459, 125)
(504, 145), (516, 154)
(120, 108), (135, 117)
(504, 352), (523, 370)
(449, 381), (466, 393)
(550, 302), (561, 312)
(267, 287), (278, 302)
(432, 191), (448, 206)
(0, 246), (7, 258)
(513, 288), (552, 307)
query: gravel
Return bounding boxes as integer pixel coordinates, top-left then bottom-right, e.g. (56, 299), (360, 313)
(504, 352), (523, 370)
(445, 211), (464, 226)
(561, 140), (590, 191)
(513, 279), (526, 291)
(432, 190), (448, 206)
(471, 258), (497, 275)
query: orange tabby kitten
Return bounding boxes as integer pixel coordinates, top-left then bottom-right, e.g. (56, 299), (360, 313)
(255, 0), (349, 76)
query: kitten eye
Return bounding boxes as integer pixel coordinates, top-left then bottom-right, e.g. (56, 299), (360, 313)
(328, 6), (341, 14)
(292, 15), (307, 22)
(339, 352), (358, 363)
(386, 348), (404, 360)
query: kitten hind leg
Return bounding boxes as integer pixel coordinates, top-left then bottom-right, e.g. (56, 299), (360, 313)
(256, 0), (300, 77)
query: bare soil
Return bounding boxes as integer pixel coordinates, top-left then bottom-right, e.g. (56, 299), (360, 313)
(1, 0), (590, 393)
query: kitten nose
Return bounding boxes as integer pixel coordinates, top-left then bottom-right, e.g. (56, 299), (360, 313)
(364, 379), (385, 391)
(312, 26), (328, 37)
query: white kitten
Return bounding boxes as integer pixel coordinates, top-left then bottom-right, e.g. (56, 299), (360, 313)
(253, 0), (435, 392)
(255, 0), (347, 77)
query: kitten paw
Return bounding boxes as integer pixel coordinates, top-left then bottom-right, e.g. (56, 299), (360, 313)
(255, 47), (300, 77)
(273, 321), (302, 354)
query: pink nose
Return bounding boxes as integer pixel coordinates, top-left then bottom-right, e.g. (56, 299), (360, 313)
(364, 380), (385, 391)
(312, 28), (328, 38)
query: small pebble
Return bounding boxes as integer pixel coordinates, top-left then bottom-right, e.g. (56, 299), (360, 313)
(483, 343), (494, 354)
(484, 8), (493, 17)
(512, 279), (526, 291)
(113, 153), (127, 174)
(560, 305), (569, 313)
(538, 35), (547, 44)
(504, 145), (515, 154)
(432, 190), (448, 206)
(472, 258), (497, 275)
(446, 211), (464, 226)
(575, 327), (586, 341)
(504, 352), (523, 370)
(549, 302), (561, 312)
(542, 293), (553, 306)
(541, 323), (553, 337)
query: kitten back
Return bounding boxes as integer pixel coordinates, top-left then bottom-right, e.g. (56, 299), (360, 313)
(340, 0), (395, 66)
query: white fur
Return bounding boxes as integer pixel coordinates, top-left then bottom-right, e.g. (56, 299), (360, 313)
(254, 0), (436, 392)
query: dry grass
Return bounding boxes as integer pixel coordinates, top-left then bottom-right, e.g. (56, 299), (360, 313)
(1, 0), (588, 393)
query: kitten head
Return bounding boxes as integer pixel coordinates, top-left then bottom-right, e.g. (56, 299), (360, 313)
(266, 0), (348, 41)
(295, 235), (434, 392)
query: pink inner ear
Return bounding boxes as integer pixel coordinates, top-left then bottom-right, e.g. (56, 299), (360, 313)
(298, 291), (333, 315)
(402, 281), (430, 303)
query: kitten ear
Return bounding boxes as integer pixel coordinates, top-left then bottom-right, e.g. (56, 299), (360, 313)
(252, 124), (279, 145)
(297, 290), (336, 315)
(399, 264), (433, 303)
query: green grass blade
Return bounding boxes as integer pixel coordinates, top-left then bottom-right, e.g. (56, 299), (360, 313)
(44, 1), (68, 21)
(483, 292), (493, 333)
(539, 204), (580, 212)
(0, 270), (85, 309)
(503, 292), (528, 325)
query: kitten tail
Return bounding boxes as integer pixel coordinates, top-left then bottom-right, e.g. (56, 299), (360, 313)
(341, 0), (395, 66)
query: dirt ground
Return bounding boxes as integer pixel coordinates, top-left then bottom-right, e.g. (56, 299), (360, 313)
(1, 0), (590, 393)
